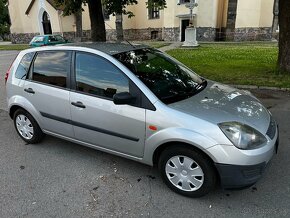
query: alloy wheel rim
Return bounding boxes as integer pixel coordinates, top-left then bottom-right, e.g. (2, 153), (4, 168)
(16, 115), (34, 140)
(165, 155), (204, 192)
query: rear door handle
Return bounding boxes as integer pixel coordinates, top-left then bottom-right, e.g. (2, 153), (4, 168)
(71, 101), (86, 109)
(24, 88), (35, 94)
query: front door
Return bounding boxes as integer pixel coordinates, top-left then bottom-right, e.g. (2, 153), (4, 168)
(181, 19), (190, 42)
(70, 52), (146, 157)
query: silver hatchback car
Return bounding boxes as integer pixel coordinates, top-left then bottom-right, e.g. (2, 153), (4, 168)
(5, 43), (278, 197)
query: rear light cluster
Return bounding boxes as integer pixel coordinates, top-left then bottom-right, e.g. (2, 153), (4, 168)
(5, 68), (11, 84)
(4, 58), (16, 84)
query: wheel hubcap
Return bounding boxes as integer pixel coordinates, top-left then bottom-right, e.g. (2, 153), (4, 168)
(16, 115), (34, 140)
(165, 156), (204, 192)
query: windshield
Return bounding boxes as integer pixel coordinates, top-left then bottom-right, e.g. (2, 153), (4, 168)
(114, 48), (206, 104)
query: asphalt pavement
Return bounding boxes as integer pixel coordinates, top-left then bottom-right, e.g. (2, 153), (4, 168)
(0, 51), (290, 217)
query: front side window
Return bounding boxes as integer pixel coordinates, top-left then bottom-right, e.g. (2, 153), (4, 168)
(75, 52), (129, 99)
(32, 51), (70, 88)
(15, 52), (35, 79)
(114, 48), (205, 104)
(48, 36), (58, 42)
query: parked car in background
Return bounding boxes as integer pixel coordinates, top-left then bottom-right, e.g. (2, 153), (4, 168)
(5, 43), (279, 198)
(29, 34), (68, 47)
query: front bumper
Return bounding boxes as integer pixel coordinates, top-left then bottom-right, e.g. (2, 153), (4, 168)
(215, 136), (279, 189)
(215, 162), (267, 188)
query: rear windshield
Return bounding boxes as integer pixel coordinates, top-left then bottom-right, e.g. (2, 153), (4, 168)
(31, 36), (45, 43)
(114, 48), (206, 104)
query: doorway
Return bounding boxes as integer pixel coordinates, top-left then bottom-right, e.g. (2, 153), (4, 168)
(181, 19), (190, 42)
(42, 11), (52, 34)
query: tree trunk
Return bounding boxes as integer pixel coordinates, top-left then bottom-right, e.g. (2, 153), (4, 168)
(75, 9), (82, 41)
(278, 0), (290, 73)
(115, 13), (124, 41)
(87, 0), (106, 42)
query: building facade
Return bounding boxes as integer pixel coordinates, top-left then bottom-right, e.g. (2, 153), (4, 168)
(8, 0), (279, 43)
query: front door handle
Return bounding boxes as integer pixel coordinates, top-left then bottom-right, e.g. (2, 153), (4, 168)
(24, 88), (35, 94)
(71, 101), (86, 109)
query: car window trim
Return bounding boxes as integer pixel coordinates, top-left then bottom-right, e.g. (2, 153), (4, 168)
(15, 51), (36, 80)
(72, 51), (130, 96)
(72, 51), (156, 110)
(28, 50), (72, 89)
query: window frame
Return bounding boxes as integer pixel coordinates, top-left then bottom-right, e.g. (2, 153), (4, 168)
(148, 6), (160, 20)
(71, 51), (131, 101)
(71, 51), (156, 110)
(15, 52), (36, 80)
(28, 50), (72, 90)
(179, 0), (190, 4)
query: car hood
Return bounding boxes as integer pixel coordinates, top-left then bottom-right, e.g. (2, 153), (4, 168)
(169, 81), (270, 133)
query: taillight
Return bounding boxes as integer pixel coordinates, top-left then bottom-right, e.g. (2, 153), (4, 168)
(5, 60), (15, 84)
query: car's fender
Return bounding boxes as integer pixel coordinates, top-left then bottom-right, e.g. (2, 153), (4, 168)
(142, 127), (219, 166)
(8, 95), (43, 128)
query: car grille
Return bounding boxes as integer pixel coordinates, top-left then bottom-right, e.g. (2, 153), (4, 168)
(266, 116), (276, 140)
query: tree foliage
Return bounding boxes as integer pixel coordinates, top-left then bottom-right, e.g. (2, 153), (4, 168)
(146, 0), (167, 10)
(0, 0), (10, 40)
(54, 0), (105, 41)
(54, 0), (83, 16)
(103, 0), (167, 18)
(103, 0), (138, 19)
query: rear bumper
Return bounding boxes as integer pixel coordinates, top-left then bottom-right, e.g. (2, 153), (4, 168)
(215, 137), (279, 189)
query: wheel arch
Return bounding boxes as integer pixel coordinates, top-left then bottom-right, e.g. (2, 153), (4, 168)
(152, 141), (221, 183)
(9, 105), (23, 119)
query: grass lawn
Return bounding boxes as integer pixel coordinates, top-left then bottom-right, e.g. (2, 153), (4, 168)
(0, 44), (29, 50)
(167, 42), (290, 88)
(134, 41), (171, 48)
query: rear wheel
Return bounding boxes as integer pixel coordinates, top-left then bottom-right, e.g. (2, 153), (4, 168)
(13, 109), (44, 144)
(158, 145), (216, 198)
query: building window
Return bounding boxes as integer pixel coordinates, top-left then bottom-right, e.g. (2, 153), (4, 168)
(151, 31), (159, 39)
(148, 7), (160, 19)
(179, 0), (190, 4)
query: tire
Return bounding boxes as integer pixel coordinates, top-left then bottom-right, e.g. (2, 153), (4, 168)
(158, 145), (216, 198)
(13, 109), (44, 144)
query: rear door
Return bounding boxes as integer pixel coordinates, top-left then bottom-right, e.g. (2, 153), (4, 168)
(70, 52), (146, 157)
(23, 50), (74, 138)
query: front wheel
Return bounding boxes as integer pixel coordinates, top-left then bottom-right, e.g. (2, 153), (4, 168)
(158, 146), (216, 198)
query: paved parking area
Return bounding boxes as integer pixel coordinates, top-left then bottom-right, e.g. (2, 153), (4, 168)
(0, 51), (290, 217)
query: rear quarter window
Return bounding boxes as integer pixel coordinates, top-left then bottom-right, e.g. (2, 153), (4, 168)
(15, 52), (35, 80)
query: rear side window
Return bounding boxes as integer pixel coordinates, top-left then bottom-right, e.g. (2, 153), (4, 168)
(15, 52), (35, 79)
(75, 52), (129, 99)
(32, 51), (70, 88)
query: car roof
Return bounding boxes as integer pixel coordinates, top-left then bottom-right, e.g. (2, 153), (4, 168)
(33, 34), (62, 37)
(62, 42), (149, 55)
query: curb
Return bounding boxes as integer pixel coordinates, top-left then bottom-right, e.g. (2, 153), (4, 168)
(231, 84), (290, 92)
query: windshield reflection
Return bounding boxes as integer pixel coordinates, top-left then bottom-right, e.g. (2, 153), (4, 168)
(114, 48), (205, 104)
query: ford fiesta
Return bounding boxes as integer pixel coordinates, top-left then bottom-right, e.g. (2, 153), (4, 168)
(5, 43), (279, 197)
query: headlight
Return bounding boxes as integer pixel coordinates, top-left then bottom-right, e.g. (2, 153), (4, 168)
(218, 122), (267, 150)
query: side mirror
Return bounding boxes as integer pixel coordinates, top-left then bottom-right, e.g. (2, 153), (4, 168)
(65, 39), (68, 43)
(113, 92), (136, 105)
